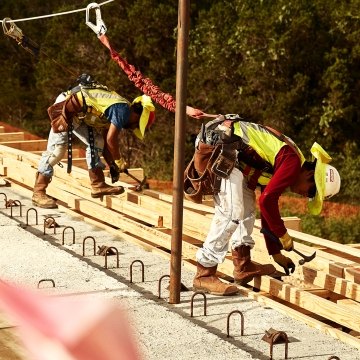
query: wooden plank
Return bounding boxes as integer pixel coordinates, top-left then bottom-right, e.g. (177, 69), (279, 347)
(337, 299), (360, 314)
(0, 140), (48, 152)
(247, 275), (360, 333)
(0, 133), (25, 142)
(127, 191), (212, 240)
(64, 197), (199, 260)
(345, 267), (360, 283)
(0, 144), (40, 166)
(301, 266), (360, 302)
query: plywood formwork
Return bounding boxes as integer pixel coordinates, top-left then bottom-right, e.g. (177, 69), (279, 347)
(0, 125), (359, 350)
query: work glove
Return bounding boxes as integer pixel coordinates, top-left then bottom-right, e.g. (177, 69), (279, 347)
(114, 158), (128, 172)
(109, 162), (120, 183)
(272, 253), (296, 275)
(279, 231), (293, 251)
(109, 158), (128, 183)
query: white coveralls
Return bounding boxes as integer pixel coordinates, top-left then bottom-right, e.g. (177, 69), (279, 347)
(196, 167), (256, 267)
(37, 93), (106, 177)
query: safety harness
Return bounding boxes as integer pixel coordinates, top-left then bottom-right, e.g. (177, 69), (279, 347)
(197, 115), (275, 191)
(65, 83), (110, 173)
(185, 115), (303, 203)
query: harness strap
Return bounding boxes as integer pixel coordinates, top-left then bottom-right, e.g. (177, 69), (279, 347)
(242, 165), (267, 190)
(67, 124), (73, 174)
(87, 126), (96, 168)
(264, 125), (301, 160)
(247, 169), (262, 190)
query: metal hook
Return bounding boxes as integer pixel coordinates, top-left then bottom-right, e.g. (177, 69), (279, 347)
(0, 192), (7, 207)
(2, 18), (23, 42)
(26, 208), (38, 226)
(82, 236), (96, 256)
(190, 291), (207, 317)
(62, 226), (76, 245)
(227, 310), (244, 337)
(37, 279), (55, 288)
(85, 3), (107, 36)
(130, 260), (145, 283)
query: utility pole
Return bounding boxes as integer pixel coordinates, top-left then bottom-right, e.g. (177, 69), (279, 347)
(169, 0), (190, 304)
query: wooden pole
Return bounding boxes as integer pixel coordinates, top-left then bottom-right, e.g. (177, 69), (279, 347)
(169, 0), (190, 304)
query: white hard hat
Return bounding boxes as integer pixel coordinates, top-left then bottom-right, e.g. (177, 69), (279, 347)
(308, 143), (341, 215)
(324, 164), (341, 199)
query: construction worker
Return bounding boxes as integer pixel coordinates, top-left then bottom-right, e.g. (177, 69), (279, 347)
(188, 115), (341, 296)
(32, 74), (155, 209)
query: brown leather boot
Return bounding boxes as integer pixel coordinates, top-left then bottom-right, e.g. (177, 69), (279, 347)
(89, 167), (124, 198)
(32, 172), (57, 209)
(232, 245), (276, 285)
(193, 262), (238, 296)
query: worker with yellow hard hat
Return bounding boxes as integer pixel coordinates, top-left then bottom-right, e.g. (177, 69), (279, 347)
(32, 74), (155, 209)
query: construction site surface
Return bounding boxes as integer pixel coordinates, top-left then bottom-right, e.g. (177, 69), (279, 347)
(0, 121), (359, 360)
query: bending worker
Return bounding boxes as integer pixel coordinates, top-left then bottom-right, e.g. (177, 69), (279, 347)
(32, 74), (155, 209)
(187, 115), (341, 295)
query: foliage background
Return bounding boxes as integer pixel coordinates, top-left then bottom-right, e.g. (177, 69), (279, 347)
(0, 0), (359, 241)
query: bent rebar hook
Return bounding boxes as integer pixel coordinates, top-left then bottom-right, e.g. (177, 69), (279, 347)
(85, 3), (107, 36)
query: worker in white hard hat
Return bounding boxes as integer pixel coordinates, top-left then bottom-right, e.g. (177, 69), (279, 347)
(188, 115), (341, 296)
(32, 74), (155, 209)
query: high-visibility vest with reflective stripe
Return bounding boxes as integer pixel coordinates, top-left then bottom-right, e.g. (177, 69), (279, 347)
(233, 121), (305, 185)
(74, 88), (130, 128)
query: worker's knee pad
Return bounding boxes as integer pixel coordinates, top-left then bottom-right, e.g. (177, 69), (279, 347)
(48, 144), (67, 167)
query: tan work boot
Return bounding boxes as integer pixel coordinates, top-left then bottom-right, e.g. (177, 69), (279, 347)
(89, 167), (124, 198)
(32, 172), (57, 209)
(232, 245), (276, 285)
(193, 262), (238, 296)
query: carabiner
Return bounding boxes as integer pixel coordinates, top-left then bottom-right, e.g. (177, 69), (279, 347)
(2, 18), (23, 43)
(85, 3), (107, 36)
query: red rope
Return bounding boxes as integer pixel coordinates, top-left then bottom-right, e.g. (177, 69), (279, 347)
(99, 34), (176, 112)
(98, 35), (219, 120)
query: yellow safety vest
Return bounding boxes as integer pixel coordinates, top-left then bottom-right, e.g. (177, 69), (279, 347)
(233, 122), (305, 185)
(74, 88), (130, 129)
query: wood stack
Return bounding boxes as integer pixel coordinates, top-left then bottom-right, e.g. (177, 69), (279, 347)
(0, 123), (359, 350)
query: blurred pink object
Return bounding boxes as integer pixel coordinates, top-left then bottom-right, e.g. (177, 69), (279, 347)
(0, 280), (141, 360)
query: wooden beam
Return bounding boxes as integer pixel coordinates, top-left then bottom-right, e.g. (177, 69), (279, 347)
(0, 132), (25, 142)
(248, 275), (360, 333)
(0, 140), (48, 152)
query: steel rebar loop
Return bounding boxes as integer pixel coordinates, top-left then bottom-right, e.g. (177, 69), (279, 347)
(227, 310), (244, 337)
(268, 330), (289, 360)
(62, 226), (76, 245)
(9, 200), (22, 218)
(82, 236), (96, 256)
(43, 216), (57, 234)
(0, 192), (7, 207)
(104, 246), (119, 269)
(37, 279), (55, 288)
(130, 260), (145, 283)
(158, 275), (170, 299)
(190, 291), (207, 317)
(26, 208), (38, 225)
